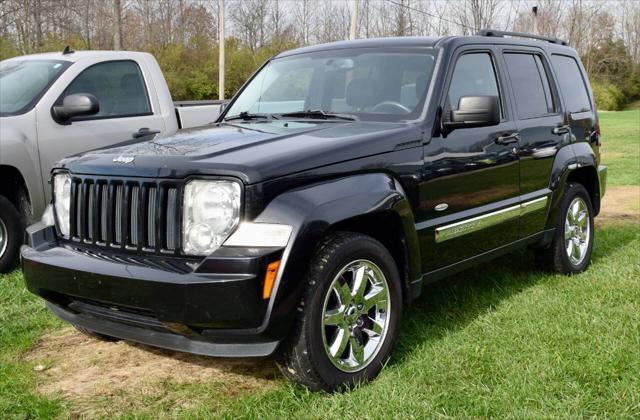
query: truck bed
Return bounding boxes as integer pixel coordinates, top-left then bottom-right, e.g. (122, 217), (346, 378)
(174, 100), (225, 129)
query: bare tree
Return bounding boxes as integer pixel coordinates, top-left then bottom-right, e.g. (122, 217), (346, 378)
(292, 0), (315, 45)
(0, 0), (638, 68)
(228, 0), (269, 52)
(455, 0), (501, 35)
(619, 0), (640, 63)
(315, 1), (350, 43)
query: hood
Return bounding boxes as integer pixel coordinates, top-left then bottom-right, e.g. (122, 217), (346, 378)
(59, 120), (421, 184)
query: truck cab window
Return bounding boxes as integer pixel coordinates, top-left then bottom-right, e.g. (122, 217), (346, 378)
(63, 60), (151, 119)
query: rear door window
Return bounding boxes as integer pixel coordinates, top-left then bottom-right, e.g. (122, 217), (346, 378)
(63, 60), (152, 119)
(504, 52), (554, 119)
(550, 55), (592, 113)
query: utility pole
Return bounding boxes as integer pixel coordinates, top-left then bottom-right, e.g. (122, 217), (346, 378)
(349, 0), (358, 40)
(219, 0), (225, 100)
(532, 5), (539, 35)
(113, 0), (122, 50)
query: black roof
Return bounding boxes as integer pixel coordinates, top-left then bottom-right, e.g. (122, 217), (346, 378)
(277, 37), (442, 57)
(276, 33), (575, 59)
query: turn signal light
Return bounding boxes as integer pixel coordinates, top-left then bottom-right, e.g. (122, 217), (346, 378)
(263, 260), (281, 300)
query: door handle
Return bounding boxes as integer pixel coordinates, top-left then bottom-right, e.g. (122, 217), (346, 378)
(132, 127), (160, 138)
(495, 132), (520, 145)
(552, 124), (570, 135)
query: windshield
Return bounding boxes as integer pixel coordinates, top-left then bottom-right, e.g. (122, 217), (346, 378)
(0, 59), (71, 116)
(226, 47), (436, 122)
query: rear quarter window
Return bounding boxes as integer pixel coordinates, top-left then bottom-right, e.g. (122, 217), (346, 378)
(550, 55), (592, 113)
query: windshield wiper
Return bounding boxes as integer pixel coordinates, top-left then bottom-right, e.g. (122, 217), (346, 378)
(279, 110), (358, 121)
(224, 111), (278, 121)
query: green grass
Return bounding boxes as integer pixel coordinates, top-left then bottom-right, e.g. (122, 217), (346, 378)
(600, 109), (640, 186)
(3, 226), (638, 418)
(0, 271), (65, 417)
(220, 225), (640, 419)
(1, 110), (639, 418)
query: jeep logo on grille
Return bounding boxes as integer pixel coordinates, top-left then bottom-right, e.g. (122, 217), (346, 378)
(113, 156), (135, 164)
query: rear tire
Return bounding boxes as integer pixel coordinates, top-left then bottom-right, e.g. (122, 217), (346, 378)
(535, 183), (594, 274)
(0, 195), (25, 273)
(277, 232), (402, 392)
(73, 325), (120, 342)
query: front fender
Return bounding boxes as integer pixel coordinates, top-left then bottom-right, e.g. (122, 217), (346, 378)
(0, 113), (45, 218)
(250, 172), (419, 339)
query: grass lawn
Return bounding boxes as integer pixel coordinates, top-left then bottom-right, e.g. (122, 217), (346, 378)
(599, 109), (640, 186)
(1, 111), (639, 418)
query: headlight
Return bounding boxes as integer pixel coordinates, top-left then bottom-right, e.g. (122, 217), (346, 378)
(182, 180), (241, 255)
(53, 173), (71, 236)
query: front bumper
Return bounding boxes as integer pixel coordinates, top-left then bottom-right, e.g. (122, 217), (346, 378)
(45, 302), (278, 357)
(22, 224), (285, 357)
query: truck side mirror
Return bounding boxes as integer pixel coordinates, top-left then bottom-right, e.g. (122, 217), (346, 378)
(52, 93), (100, 124)
(442, 95), (500, 132)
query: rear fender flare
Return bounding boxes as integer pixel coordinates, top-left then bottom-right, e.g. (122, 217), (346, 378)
(545, 142), (599, 231)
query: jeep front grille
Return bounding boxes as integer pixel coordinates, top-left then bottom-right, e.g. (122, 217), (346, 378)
(68, 176), (182, 254)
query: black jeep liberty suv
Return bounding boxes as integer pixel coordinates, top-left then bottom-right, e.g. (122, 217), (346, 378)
(22, 30), (607, 391)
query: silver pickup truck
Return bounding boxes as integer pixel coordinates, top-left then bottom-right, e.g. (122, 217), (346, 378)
(0, 49), (223, 272)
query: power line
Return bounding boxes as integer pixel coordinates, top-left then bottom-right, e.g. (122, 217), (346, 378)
(385, 0), (479, 34)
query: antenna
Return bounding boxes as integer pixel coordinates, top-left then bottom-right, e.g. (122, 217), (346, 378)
(62, 45), (75, 55)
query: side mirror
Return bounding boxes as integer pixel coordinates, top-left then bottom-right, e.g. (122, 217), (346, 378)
(443, 95), (500, 132)
(52, 93), (99, 124)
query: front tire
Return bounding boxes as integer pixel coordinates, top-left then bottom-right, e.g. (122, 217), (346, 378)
(277, 232), (402, 392)
(0, 195), (25, 273)
(535, 183), (594, 274)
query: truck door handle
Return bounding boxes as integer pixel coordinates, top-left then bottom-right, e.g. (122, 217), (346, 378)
(133, 127), (160, 138)
(495, 133), (520, 145)
(552, 124), (570, 135)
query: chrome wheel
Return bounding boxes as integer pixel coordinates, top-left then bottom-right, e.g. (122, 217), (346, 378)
(565, 197), (590, 266)
(321, 259), (390, 373)
(0, 216), (7, 258)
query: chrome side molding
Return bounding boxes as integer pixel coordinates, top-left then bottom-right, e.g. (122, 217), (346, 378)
(519, 196), (548, 215)
(435, 196), (548, 243)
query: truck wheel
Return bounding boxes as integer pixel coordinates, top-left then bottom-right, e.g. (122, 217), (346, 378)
(535, 183), (594, 274)
(0, 195), (25, 273)
(277, 232), (402, 392)
(73, 325), (120, 342)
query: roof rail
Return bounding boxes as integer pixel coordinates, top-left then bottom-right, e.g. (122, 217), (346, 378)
(477, 29), (568, 46)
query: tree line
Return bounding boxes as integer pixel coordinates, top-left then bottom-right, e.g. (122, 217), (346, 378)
(1, 0), (638, 109)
